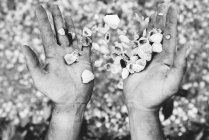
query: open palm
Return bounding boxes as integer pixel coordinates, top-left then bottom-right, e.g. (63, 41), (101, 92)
(22, 5), (93, 105)
(124, 4), (189, 111)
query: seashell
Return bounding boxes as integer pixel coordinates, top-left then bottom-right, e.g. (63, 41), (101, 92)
(119, 35), (130, 44)
(133, 64), (144, 72)
(98, 24), (110, 34)
(110, 64), (122, 74)
(81, 70), (94, 84)
(130, 56), (138, 63)
(140, 42), (152, 54)
(104, 15), (120, 29)
(126, 63), (135, 74)
(83, 27), (92, 37)
(142, 28), (147, 37)
(58, 28), (65, 36)
(81, 36), (92, 47)
(64, 53), (78, 65)
(152, 43), (163, 53)
(105, 32), (111, 43)
(113, 56), (123, 65)
(117, 29), (126, 35)
(122, 68), (129, 79)
(68, 32), (76, 40)
(137, 48), (152, 61)
(104, 63), (112, 71)
(149, 33), (163, 43)
(136, 59), (147, 67)
(138, 37), (149, 45)
(114, 45), (124, 55)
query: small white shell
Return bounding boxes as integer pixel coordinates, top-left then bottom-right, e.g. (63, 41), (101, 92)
(83, 27), (92, 37)
(81, 36), (92, 47)
(81, 70), (94, 84)
(58, 28), (65, 36)
(136, 59), (147, 67)
(149, 33), (163, 43)
(137, 47), (152, 61)
(152, 43), (163, 53)
(141, 42), (152, 54)
(119, 35), (130, 44)
(126, 63), (135, 74)
(122, 68), (129, 79)
(113, 56), (122, 65)
(130, 56), (138, 63)
(98, 24), (110, 34)
(133, 64), (144, 72)
(104, 15), (120, 29)
(69, 32), (76, 40)
(64, 53), (78, 65)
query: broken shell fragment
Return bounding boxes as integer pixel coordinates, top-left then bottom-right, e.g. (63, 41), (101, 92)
(152, 43), (163, 53)
(119, 35), (130, 44)
(104, 14), (120, 29)
(149, 33), (163, 43)
(83, 27), (92, 37)
(58, 28), (65, 36)
(122, 68), (129, 79)
(81, 70), (94, 84)
(64, 53), (78, 65)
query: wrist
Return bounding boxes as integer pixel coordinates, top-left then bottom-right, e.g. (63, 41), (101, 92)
(127, 102), (159, 118)
(52, 103), (86, 122)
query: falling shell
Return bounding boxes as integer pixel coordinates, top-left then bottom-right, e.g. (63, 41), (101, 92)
(81, 70), (94, 84)
(122, 68), (129, 79)
(83, 27), (92, 37)
(104, 15), (120, 29)
(119, 35), (130, 44)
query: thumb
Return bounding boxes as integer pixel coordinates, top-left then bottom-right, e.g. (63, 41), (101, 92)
(166, 44), (191, 95)
(21, 45), (44, 78)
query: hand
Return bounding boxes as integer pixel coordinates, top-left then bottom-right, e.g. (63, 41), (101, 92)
(124, 4), (190, 111)
(22, 5), (93, 106)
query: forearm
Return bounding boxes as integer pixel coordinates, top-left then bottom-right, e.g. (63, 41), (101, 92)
(127, 103), (165, 140)
(45, 103), (86, 140)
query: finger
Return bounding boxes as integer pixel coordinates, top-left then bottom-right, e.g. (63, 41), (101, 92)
(51, 5), (69, 46)
(146, 12), (156, 35)
(166, 45), (190, 96)
(155, 3), (171, 31)
(65, 15), (78, 48)
(21, 45), (44, 79)
(81, 36), (92, 57)
(35, 5), (56, 57)
(155, 4), (178, 66)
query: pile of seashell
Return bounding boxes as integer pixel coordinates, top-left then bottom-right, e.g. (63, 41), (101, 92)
(63, 13), (164, 83)
(103, 14), (164, 79)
